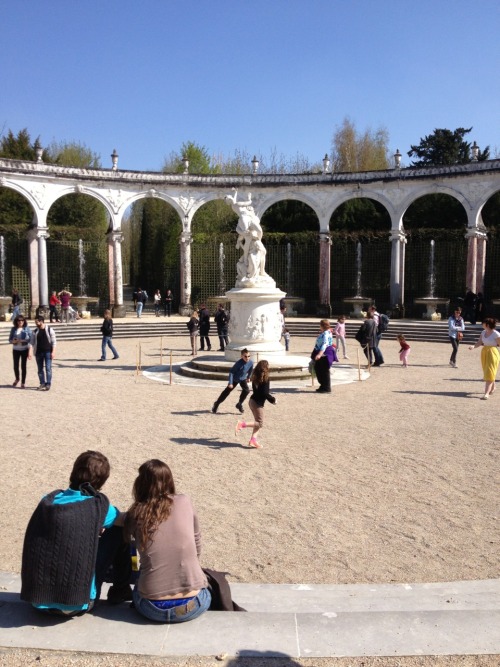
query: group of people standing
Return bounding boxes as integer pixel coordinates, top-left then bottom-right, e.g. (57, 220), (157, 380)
(21, 450), (213, 624)
(186, 303), (229, 356)
(153, 289), (174, 317)
(355, 305), (388, 367)
(135, 288), (174, 318)
(9, 315), (56, 390)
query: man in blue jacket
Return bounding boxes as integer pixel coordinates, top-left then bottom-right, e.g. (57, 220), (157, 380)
(212, 349), (253, 414)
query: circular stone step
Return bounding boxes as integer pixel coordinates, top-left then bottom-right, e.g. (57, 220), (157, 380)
(179, 354), (312, 381)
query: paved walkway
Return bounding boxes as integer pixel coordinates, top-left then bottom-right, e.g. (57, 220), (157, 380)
(1, 573), (498, 658)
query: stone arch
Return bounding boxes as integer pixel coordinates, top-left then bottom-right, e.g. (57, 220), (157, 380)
(257, 191), (323, 223)
(123, 194), (183, 307)
(402, 191), (469, 311)
(189, 197), (238, 308)
(327, 189), (396, 223)
(398, 184), (471, 222)
(0, 180), (42, 224)
(119, 190), (186, 228)
(328, 195), (392, 312)
(44, 190), (111, 310)
(0, 183), (36, 303)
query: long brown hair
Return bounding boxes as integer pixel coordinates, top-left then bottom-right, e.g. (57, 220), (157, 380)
(251, 359), (269, 385)
(125, 459), (176, 550)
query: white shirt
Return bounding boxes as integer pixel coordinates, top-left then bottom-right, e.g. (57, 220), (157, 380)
(481, 329), (500, 347)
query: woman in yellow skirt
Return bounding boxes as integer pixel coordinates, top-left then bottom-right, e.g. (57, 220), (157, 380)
(468, 317), (500, 400)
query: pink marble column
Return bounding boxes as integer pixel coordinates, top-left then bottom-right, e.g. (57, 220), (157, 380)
(318, 232), (331, 314)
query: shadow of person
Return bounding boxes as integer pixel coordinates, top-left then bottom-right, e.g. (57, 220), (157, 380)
(170, 436), (243, 450)
(224, 653), (302, 666)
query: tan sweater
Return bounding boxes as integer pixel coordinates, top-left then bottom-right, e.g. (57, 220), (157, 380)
(132, 494), (207, 599)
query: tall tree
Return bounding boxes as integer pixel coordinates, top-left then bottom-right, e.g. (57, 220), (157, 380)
(44, 142), (106, 237)
(163, 141), (213, 174)
(331, 118), (390, 172)
(0, 128), (40, 160)
(46, 140), (101, 168)
(0, 129), (40, 227)
(408, 127), (490, 166)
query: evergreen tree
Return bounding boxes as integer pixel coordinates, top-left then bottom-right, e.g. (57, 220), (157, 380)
(408, 127), (490, 166)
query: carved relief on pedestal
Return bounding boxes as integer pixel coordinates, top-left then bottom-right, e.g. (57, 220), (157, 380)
(246, 313), (269, 340)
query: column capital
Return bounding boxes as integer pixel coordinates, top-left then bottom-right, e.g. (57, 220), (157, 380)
(465, 227), (487, 240)
(36, 228), (50, 240)
(180, 232), (193, 245)
(109, 230), (124, 244)
(319, 232), (332, 244)
(390, 229), (407, 243)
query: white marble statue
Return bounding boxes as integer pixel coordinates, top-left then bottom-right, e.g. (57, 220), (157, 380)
(225, 190), (274, 288)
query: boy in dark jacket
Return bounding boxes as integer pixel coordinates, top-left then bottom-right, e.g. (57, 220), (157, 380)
(98, 309), (119, 361)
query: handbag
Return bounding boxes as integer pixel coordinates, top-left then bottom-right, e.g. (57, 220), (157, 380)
(355, 325), (365, 344)
(457, 332), (463, 340)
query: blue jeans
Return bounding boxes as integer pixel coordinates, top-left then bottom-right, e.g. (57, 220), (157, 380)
(36, 352), (52, 386)
(133, 587), (211, 623)
(136, 302), (143, 317)
(101, 336), (119, 360)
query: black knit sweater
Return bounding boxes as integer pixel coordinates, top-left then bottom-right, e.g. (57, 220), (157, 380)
(21, 490), (110, 606)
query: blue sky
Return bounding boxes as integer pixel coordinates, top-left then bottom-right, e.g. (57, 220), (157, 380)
(1, 0), (499, 171)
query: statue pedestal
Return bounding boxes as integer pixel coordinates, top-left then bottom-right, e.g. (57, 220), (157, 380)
(225, 286), (286, 362)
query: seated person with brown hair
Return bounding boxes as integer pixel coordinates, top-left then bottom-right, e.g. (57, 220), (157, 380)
(21, 450), (132, 616)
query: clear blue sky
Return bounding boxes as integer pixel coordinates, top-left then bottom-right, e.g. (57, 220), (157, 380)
(1, 0), (499, 171)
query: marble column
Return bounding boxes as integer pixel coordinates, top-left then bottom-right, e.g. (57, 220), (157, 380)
(107, 233), (115, 308)
(27, 228), (40, 317)
(466, 233), (477, 293)
(318, 232), (332, 316)
(110, 231), (125, 317)
(389, 229), (406, 308)
(179, 231), (192, 315)
(37, 228), (50, 308)
(466, 228), (487, 294)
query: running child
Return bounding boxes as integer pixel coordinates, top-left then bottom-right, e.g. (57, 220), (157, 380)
(397, 334), (411, 367)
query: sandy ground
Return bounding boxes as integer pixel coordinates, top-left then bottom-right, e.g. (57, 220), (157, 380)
(0, 329), (498, 666)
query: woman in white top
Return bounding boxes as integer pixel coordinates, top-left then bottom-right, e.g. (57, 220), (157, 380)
(154, 289), (162, 317)
(468, 317), (500, 400)
(8, 314), (32, 388)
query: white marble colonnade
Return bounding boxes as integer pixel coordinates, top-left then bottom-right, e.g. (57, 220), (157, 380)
(0, 159), (499, 315)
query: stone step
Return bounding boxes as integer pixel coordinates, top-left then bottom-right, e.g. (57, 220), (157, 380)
(0, 573), (498, 658)
(182, 353), (314, 383)
(0, 317), (484, 346)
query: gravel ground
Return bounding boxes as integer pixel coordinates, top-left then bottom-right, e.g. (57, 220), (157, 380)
(0, 331), (498, 666)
